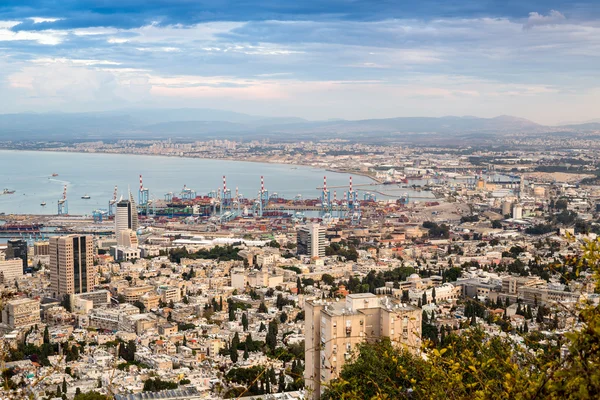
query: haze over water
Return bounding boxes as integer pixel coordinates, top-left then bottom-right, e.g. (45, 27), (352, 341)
(0, 150), (382, 215)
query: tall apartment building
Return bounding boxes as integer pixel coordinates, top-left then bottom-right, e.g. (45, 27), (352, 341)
(305, 293), (422, 399)
(2, 298), (41, 329)
(297, 223), (327, 258)
(115, 195), (138, 246)
(6, 239), (28, 272)
(0, 259), (24, 283)
(49, 235), (95, 299)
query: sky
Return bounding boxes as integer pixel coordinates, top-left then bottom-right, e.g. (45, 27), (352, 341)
(0, 1), (599, 125)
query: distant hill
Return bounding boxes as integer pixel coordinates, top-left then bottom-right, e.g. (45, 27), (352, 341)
(0, 109), (596, 141)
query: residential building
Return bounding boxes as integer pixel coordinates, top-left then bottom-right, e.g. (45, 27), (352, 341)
(305, 293), (421, 399)
(75, 290), (111, 308)
(297, 223), (327, 258)
(0, 259), (24, 283)
(2, 298), (41, 329)
(111, 245), (141, 261)
(34, 241), (50, 256)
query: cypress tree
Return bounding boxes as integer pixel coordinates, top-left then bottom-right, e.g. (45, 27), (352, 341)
(278, 370), (286, 392)
(242, 313), (248, 331)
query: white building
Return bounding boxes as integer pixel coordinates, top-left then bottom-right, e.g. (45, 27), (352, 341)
(297, 223), (327, 258)
(512, 204), (523, 219)
(2, 298), (41, 329)
(0, 259), (23, 283)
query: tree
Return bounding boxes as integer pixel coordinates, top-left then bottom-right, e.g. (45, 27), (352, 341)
(43, 326), (50, 344)
(242, 313), (249, 331)
(401, 290), (409, 302)
(133, 300), (146, 312)
(279, 311), (288, 323)
(74, 391), (108, 400)
(321, 274), (335, 285)
(322, 238), (600, 400)
(259, 322), (266, 332)
(296, 277), (303, 294)
(229, 306), (236, 322)
(266, 319), (278, 352)
(62, 377), (67, 394)
(243, 344), (249, 360)
(62, 294), (72, 312)
(278, 370), (286, 392)
(143, 378), (178, 392)
(431, 286), (436, 304)
(258, 302), (268, 313)
(422, 292), (427, 305)
(231, 332), (240, 363)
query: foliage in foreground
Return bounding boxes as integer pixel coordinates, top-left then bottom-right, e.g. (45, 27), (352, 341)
(322, 238), (600, 400)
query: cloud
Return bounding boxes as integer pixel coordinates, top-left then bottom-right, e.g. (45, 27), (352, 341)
(523, 10), (566, 30)
(29, 17), (62, 24)
(7, 60), (151, 107)
(0, 1), (599, 123)
(0, 21), (66, 44)
(31, 57), (122, 66)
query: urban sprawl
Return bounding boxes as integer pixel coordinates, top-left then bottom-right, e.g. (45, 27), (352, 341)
(1, 138), (600, 400)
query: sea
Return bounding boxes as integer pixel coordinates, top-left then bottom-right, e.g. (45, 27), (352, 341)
(0, 150), (435, 216)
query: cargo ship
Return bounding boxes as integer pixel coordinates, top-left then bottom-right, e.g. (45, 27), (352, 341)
(52, 173), (59, 177)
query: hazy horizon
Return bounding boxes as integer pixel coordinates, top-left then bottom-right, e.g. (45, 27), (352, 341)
(1, 1), (600, 125)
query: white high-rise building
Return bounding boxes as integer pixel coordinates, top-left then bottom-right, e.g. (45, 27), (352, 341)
(297, 223), (327, 258)
(115, 193), (139, 246)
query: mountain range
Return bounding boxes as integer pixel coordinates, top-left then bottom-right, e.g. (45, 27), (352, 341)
(0, 109), (598, 142)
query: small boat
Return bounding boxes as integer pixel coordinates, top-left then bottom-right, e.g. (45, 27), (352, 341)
(2, 188), (15, 195)
(40, 202), (47, 206)
(52, 173), (59, 177)
(81, 194), (91, 199)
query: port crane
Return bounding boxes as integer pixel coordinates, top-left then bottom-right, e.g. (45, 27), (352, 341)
(57, 185), (68, 215)
(108, 185), (118, 216)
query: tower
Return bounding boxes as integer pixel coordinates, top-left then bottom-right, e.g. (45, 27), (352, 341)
(321, 176), (331, 216)
(297, 223), (326, 258)
(49, 235), (95, 299)
(138, 175), (150, 214)
(258, 176), (269, 217)
(222, 175), (232, 212)
(115, 194), (138, 245)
